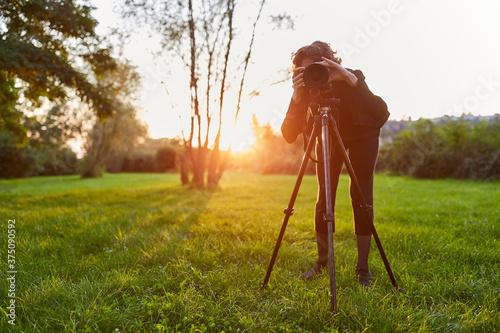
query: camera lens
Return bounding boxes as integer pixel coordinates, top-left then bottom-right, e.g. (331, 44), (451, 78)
(303, 63), (330, 88)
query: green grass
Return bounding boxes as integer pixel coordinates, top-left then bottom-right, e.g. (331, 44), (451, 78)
(0, 172), (499, 332)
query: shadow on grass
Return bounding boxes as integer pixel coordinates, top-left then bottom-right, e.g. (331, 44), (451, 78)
(4, 182), (216, 331)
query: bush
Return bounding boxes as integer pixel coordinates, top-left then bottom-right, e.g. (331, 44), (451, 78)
(0, 132), (78, 178)
(156, 146), (176, 172)
(0, 132), (24, 178)
(378, 116), (500, 180)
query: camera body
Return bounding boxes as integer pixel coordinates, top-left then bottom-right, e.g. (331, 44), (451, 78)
(303, 63), (333, 98)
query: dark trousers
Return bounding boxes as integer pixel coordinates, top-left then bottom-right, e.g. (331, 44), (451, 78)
(314, 127), (380, 235)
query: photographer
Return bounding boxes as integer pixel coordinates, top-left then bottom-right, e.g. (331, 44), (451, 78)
(281, 41), (389, 286)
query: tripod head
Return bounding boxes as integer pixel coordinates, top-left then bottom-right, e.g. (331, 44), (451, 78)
(308, 97), (342, 125)
(309, 98), (341, 115)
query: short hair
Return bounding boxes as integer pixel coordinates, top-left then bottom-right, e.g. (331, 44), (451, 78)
(291, 41), (342, 67)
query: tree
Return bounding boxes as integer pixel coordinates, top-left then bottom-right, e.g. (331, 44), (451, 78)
(117, 0), (267, 188)
(22, 104), (80, 176)
(0, 0), (117, 144)
(80, 61), (148, 178)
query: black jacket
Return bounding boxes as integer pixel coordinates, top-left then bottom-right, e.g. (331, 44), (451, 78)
(281, 69), (389, 143)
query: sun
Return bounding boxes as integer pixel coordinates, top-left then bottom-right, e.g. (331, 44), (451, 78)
(219, 124), (256, 152)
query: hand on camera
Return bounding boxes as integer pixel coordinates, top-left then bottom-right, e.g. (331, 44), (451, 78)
(292, 67), (306, 102)
(319, 57), (358, 87)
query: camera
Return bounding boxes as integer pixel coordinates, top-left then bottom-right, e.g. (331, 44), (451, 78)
(303, 63), (332, 98)
(303, 63), (330, 88)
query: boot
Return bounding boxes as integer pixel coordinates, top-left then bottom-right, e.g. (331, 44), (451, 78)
(301, 232), (328, 280)
(356, 267), (374, 287)
(356, 235), (374, 287)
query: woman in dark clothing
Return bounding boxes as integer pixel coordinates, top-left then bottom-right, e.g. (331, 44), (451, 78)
(281, 41), (389, 286)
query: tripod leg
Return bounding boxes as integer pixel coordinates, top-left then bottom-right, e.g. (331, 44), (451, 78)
(328, 115), (398, 289)
(321, 113), (337, 313)
(261, 121), (319, 289)
(327, 222), (336, 312)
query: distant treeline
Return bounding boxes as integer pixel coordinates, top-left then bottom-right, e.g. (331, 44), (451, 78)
(105, 139), (180, 174)
(0, 134), (180, 178)
(233, 114), (500, 181)
(2, 114), (499, 180)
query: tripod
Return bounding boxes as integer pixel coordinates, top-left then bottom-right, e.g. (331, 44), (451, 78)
(261, 98), (398, 313)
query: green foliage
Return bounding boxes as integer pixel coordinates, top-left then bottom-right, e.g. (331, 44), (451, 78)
(25, 105), (82, 146)
(0, 173), (498, 331)
(0, 74), (25, 144)
(0, 134), (78, 179)
(0, 105), (79, 178)
(122, 153), (158, 173)
(156, 146), (176, 172)
(22, 145), (77, 177)
(106, 138), (182, 174)
(379, 116), (500, 180)
(0, 0), (117, 143)
(0, 132), (24, 178)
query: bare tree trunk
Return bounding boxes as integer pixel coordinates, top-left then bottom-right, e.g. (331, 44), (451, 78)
(82, 122), (108, 178)
(118, 0), (282, 188)
(207, 0), (265, 188)
(207, 0), (234, 187)
(187, 0), (207, 188)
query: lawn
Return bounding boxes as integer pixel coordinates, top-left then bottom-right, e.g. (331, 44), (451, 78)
(0, 172), (499, 332)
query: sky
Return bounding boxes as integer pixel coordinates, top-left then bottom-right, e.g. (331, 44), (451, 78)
(91, 0), (500, 151)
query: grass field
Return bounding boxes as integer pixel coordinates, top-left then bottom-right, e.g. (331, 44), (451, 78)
(0, 172), (499, 332)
